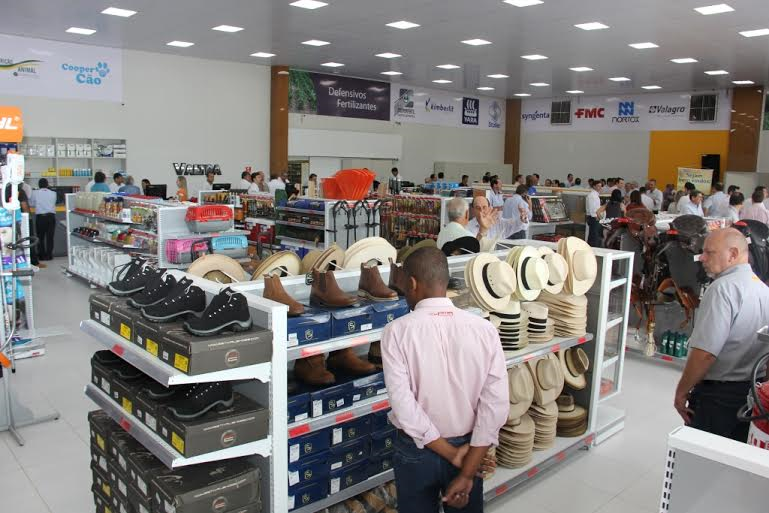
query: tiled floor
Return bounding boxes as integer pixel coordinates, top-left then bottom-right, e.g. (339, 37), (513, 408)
(0, 258), (681, 512)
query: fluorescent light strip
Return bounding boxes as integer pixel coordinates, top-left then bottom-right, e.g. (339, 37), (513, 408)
(530, 82), (549, 87)
(212, 25), (244, 32)
(321, 62), (344, 67)
(574, 22), (609, 30)
(432, 79), (452, 84)
(609, 77), (631, 82)
(521, 54), (548, 60)
(569, 67), (593, 72)
(101, 7), (137, 17)
(387, 21), (420, 29)
(642, 85), (662, 90)
(290, 0), (328, 9)
(504, 0), (543, 6)
(705, 70), (729, 75)
(629, 42), (658, 49)
(514, 93), (531, 97)
(66, 27), (96, 35)
(671, 58), (698, 63)
(477, 86), (495, 91)
(381, 71), (402, 75)
(462, 39), (492, 46)
(694, 4), (734, 15)
(739, 28), (769, 37)
(732, 80), (754, 85)
(566, 90), (584, 94)
(167, 41), (194, 47)
(436, 64), (461, 69)
(376, 53), (401, 59)
(251, 52), (275, 58)
(487, 74), (509, 78)
(302, 39), (330, 46)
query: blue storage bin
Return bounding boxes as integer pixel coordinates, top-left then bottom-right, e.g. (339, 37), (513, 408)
(328, 437), (370, 471)
(287, 308), (332, 347)
(330, 305), (375, 338)
(367, 298), (410, 329)
(211, 235), (248, 259)
(307, 381), (354, 417)
(367, 452), (395, 477)
(288, 480), (327, 511)
(329, 416), (371, 446)
(288, 392), (310, 423)
(289, 430), (330, 464)
(288, 451), (330, 488)
(329, 461), (368, 495)
(371, 410), (391, 431)
(370, 426), (396, 456)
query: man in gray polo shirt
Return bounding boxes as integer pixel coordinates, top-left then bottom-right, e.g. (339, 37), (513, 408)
(674, 228), (769, 441)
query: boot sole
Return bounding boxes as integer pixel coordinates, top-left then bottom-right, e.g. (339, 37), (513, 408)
(183, 318), (252, 337)
(357, 290), (398, 302)
(108, 284), (146, 296)
(141, 308), (205, 323)
(167, 395), (235, 421)
(128, 295), (168, 309)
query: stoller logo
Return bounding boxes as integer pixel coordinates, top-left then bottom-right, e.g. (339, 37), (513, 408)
(425, 97), (454, 113)
(574, 107), (605, 119)
(488, 101), (502, 128)
(462, 97), (479, 125)
(612, 101), (640, 123)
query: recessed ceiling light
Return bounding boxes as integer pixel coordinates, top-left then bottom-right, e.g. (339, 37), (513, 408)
(705, 70), (729, 75)
(642, 85), (662, 90)
(66, 27), (96, 35)
(376, 52), (401, 59)
(302, 39), (330, 46)
(462, 39), (492, 46)
(530, 82), (549, 87)
(574, 22), (609, 30)
(167, 40), (194, 47)
(569, 67), (593, 72)
(671, 58), (698, 63)
(251, 52), (276, 58)
(487, 74), (510, 78)
(609, 77), (631, 82)
(629, 42), (658, 49)
(732, 80), (755, 85)
(436, 64), (461, 69)
(432, 79), (452, 84)
(566, 90), (584, 94)
(387, 20), (420, 30)
(101, 7), (137, 17)
(212, 25), (244, 33)
(290, 0), (328, 9)
(504, 0), (544, 6)
(521, 54), (548, 60)
(477, 86), (495, 91)
(381, 71), (402, 75)
(739, 28), (769, 38)
(514, 93), (531, 97)
(321, 62), (344, 67)
(694, 4), (734, 15)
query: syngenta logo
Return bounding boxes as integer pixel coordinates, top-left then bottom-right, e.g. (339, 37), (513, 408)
(521, 110), (550, 121)
(61, 61), (111, 85)
(575, 107), (605, 119)
(425, 97), (454, 113)
(649, 105), (686, 115)
(612, 101), (640, 123)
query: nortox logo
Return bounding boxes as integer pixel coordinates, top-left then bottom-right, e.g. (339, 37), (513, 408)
(462, 97), (479, 125)
(612, 101), (640, 124)
(618, 102), (635, 116)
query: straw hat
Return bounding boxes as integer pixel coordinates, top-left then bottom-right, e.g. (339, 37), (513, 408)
(508, 246), (549, 302)
(250, 251), (302, 281)
(187, 254), (248, 282)
(525, 353), (565, 406)
(465, 254), (517, 312)
(558, 347), (590, 390)
(301, 250), (324, 274)
(521, 302), (548, 324)
(313, 244), (345, 272)
(343, 237), (397, 269)
(508, 364), (535, 419)
(537, 247), (568, 295)
(397, 239), (437, 263)
(558, 237), (597, 296)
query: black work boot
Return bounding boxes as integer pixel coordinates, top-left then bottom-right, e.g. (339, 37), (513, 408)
(141, 277), (206, 322)
(184, 288), (252, 336)
(108, 257), (152, 296)
(128, 270), (177, 309)
(166, 382), (235, 420)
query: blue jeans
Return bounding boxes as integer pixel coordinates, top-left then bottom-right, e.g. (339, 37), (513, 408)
(393, 432), (483, 513)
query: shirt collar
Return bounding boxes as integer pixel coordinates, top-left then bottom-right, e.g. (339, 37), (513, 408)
(717, 263), (752, 279)
(414, 297), (454, 310)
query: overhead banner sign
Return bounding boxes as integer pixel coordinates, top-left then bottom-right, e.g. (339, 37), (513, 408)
(521, 90), (731, 132)
(0, 34), (122, 102)
(677, 167), (713, 194)
(391, 84), (505, 130)
(288, 70), (391, 121)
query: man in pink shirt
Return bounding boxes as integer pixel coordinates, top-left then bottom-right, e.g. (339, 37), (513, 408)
(381, 247), (509, 512)
(740, 189), (769, 225)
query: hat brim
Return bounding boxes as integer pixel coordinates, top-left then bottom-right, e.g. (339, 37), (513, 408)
(397, 239), (436, 264)
(466, 253), (514, 312)
(559, 348), (589, 390)
(313, 245), (345, 272)
(511, 246), (546, 301)
(251, 251), (302, 280)
(188, 254), (248, 282)
(561, 237), (597, 296)
(343, 237), (397, 269)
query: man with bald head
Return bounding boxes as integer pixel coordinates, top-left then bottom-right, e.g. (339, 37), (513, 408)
(674, 228), (769, 441)
(466, 196), (520, 243)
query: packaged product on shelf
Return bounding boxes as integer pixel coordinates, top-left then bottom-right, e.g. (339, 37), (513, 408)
(329, 415), (371, 446)
(370, 425), (396, 455)
(91, 460), (114, 502)
(133, 318), (184, 357)
(288, 391), (311, 423)
(90, 351), (137, 400)
(158, 393), (269, 457)
(108, 458), (130, 503)
(89, 294), (135, 341)
(342, 371), (386, 403)
(367, 452), (394, 478)
(90, 441), (109, 474)
(92, 483), (112, 513)
(288, 452), (330, 489)
(111, 372), (152, 415)
(185, 205), (234, 233)
(89, 409), (121, 456)
(288, 480), (327, 512)
(328, 436), (370, 470)
(366, 298), (409, 329)
(127, 482), (152, 513)
(329, 460), (368, 495)
(133, 384), (183, 433)
(329, 304), (375, 338)
(211, 234), (249, 259)
(305, 380), (355, 418)
(109, 429), (148, 474)
(370, 409), (391, 432)
(111, 490), (133, 513)
(126, 451), (167, 500)
(286, 307), (332, 347)
(150, 458), (260, 513)
(289, 430), (331, 463)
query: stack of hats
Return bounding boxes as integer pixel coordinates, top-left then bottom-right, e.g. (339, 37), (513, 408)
(250, 251), (302, 280)
(311, 244), (345, 272)
(506, 246), (549, 301)
(464, 253), (517, 313)
(538, 247), (569, 295)
(537, 291), (588, 337)
(556, 393), (588, 437)
(557, 237), (598, 296)
(522, 302), (554, 343)
(496, 364), (535, 468)
(343, 237), (397, 269)
(525, 353), (565, 451)
(559, 347), (590, 391)
(490, 301), (529, 352)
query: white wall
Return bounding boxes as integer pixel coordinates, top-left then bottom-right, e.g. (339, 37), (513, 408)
(1, 49), (271, 190)
(519, 131), (650, 183)
(758, 128), (769, 174)
(289, 113), (506, 184)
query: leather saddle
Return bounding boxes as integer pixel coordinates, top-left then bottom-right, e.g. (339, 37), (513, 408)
(667, 214), (708, 253)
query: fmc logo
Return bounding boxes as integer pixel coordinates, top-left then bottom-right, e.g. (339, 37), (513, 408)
(612, 101), (640, 124)
(575, 107), (605, 119)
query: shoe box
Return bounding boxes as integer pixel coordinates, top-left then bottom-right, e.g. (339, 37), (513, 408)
(126, 451), (168, 501)
(367, 452), (395, 478)
(150, 458), (260, 513)
(288, 480), (326, 511)
(158, 393), (268, 457)
(365, 298), (409, 329)
(91, 351), (135, 399)
(288, 391), (310, 423)
(109, 429), (148, 475)
(108, 458), (130, 504)
(133, 385), (183, 434)
(328, 437), (370, 471)
(91, 459), (114, 504)
(329, 304), (375, 338)
(306, 380), (354, 417)
(127, 482), (152, 513)
(133, 318), (184, 358)
(345, 371), (387, 403)
(289, 430), (330, 464)
(287, 307), (332, 347)
(369, 426), (396, 457)
(90, 293), (136, 342)
(370, 409), (391, 432)
(329, 460), (368, 495)
(92, 483), (113, 513)
(330, 416), (371, 447)
(89, 409), (121, 457)
(288, 451), (329, 490)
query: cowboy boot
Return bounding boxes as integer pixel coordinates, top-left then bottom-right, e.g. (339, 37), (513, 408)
(310, 269), (358, 308)
(388, 258), (408, 296)
(368, 341), (383, 369)
(327, 347), (376, 376)
(358, 263), (398, 301)
(294, 354), (335, 385)
(263, 275), (304, 316)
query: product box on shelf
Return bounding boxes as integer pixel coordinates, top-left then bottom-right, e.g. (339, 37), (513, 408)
(91, 352), (121, 398)
(91, 461), (114, 502)
(330, 305), (375, 338)
(133, 387), (178, 434)
(370, 426), (396, 456)
(91, 442), (109, 474)
(371, 409), (391, 432)
(328, 437), (370, 471)
(287, 308), (332, 347)
(306, 381), (354, 418)
(126, 451), (168, 500)
(289, 430), (330, 464)
(330, 415), (371, 447)
(366, 298), (409, 329)
(92, 484), (112, 513)
(158, 393), (269, 457)
(288, 391), (311, 423)
(89, 409), (120, 456)
(150, 459), (260, 513)
(367, 452), (395, 478)
(288, 480), (327, 512)
(111, 374), (152, 416)
(109, 430), (148, 475)
(133, 318), (184, 357)
(340, 371), (386, 404)
(108, 459), (130, 503)
(111, 490), (133, 513)
(89, 294), (136, 341)
(288, 452), (330, 489)
(329, 460), (368, 495)
(127, 483), (152, 513)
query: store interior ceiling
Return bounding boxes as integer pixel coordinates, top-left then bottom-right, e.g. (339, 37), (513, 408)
(3, 0), (769, 97)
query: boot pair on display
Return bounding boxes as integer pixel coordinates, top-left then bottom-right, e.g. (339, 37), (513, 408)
(293, 350), (378, 386)
(149, 381), (235, 420)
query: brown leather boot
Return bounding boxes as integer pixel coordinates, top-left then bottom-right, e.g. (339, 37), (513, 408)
(263, 275), (304, 316)
(358, 264), (397, 301)
(327, 348), (376, 376)
(294, 354), (335, 385)
(310, 269), (358, 308)
(368, 341), (383, 368)
(388, 258), (408, 296)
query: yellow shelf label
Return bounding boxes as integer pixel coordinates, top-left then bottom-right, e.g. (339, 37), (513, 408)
(120, 323), (131, 341)
(122, 398), (133, 415)
(96, 434), (105, 451)
(171, 432), (185, 454)
(173, 354), (189, 372)
(146, 339), (158, 357)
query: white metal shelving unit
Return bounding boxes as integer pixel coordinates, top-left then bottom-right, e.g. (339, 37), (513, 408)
(19, 136), (127, 185)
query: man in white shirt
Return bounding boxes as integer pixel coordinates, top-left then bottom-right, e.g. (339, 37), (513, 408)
(268, 171), (288, 195)
(566, 173), (575, 188)
(645, 180), (663, 212)
(740, 189), (769, 224)
(680, 190), (705, 217)
(639, 187), (655, 211)
(237, 171), (252, 190)
(703, 183), (729, 218)
(30, 178), (58, 260)
(677, 182), (696, 213)
(502, 185), (533, 239)
(486, 178), (504, 210)
(109, 173), (124, 193)
(437, 197), (485, 250)
(727, 192), (744, 223)
(466, 196), (520, 247)
(586, 180), (603, 247)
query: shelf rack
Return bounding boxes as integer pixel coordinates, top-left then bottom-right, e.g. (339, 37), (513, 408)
(291, 470), (394, 513)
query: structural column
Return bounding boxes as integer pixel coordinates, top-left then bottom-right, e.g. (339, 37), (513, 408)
(504, 99), (522, 181)
(727, 86), (765, 172)
(270, 65), (290, 178)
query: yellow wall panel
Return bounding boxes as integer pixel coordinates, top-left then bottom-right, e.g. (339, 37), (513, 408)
(647, 130), (730, 187)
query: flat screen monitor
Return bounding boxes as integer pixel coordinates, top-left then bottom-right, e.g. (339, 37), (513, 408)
(212, 183), (231, 190)
(144, 184), (167, 199)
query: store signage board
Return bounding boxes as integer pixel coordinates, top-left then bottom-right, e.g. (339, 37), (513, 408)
(0, 106), (23, 142)
(0, 34), (122, 102)
(677, 167), (713, 194)
(520, 90), (731, 132)
(390, 83), (505, 130)
(289, 70), (391, 121)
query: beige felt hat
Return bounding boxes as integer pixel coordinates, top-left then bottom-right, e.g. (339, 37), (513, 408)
(301, 250), (324, 274)
(508, 246), (549, 302)
(313, 244), (345, 272)
(538, 247), (568, 295)
(507, 364), (535, 420)
(526, 353), (565, 406)
(343, 237), (397, 269)
(559, 347), (590, 390)
(558, 237), (597, 296)
(187, 254), (248, 282)
(250, 251), (302, 280)
(465, 253), (517, 312)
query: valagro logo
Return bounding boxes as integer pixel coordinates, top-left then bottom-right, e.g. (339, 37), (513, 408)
(649, 105), (686, 116)
(61, 61), (111, 86)
(488, 101), (502, 128)
(425, 97), (454, 113)
(612, 101), (640, 124)
(394, 88), (415, 117)
(0, 58), (41, 77)
(521, 110), (550, 122)
(575, 107), (605, 119)
(462, 97), (479, 125)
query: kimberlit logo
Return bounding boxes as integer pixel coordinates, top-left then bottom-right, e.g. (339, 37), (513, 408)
(488, 101), (502, 128)
(612, 101), (640, 124)
(425, 97), (454, 113)
(575, 107), (605, 119)
(521, 110), (550, 121)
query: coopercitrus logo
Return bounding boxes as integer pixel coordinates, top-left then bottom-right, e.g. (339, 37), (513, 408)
(0, 107), (23, 142)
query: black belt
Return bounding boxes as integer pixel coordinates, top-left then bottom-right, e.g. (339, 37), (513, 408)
(397, 429), (472, 441)
(700, 380), (751, 386)
(37, 212), (56, 215)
